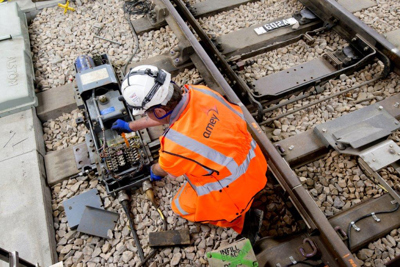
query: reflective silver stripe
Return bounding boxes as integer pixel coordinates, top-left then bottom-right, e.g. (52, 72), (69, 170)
(166, 128), (258, 196)
(166, 129), (238, 175)
(174, 181), (189, 215)
(192, 87), (245, 120)
(190, 140), (257, 196)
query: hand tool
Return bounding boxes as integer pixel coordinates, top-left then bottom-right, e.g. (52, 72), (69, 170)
(142, 180), (191, 247)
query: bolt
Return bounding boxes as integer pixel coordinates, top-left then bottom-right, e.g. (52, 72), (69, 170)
(170, 50), (175, 55)
(288, 145), (294, 151)
(352, 37), (358, 42)
(99, 95), (108, 103)
(322, 128), (327, 133)
(174, 58), (180, 63)
(389, 149), (396, 154)
(372, 159), (376, 162)
(396, 122), (399, 125)
(390, 144), (393, 148)
(378, 106), (383, 110)
(364, 47), (369, 51)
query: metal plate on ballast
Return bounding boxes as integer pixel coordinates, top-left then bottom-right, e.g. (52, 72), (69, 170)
(359, 140), (400, 171)
(73, 142), (91, 169)
(63, 189), (103, 229)
(77, 206), (119, 239)
(314, 104), (400, 155)
(253, 58), (336, 97)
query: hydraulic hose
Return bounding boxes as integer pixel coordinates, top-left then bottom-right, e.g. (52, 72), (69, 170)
(121, 199), (145, 262)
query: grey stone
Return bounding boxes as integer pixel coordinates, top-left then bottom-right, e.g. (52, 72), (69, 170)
(171, 253), (182, 266)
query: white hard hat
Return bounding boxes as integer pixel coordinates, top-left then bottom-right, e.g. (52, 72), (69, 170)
(121, 65), (172, 115)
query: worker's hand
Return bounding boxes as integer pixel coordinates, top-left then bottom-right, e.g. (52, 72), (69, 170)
(112, 119), (132, 133)
(150, 165), (164, 181)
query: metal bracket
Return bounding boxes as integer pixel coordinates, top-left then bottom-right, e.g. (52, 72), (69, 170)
(148, 4), (168, 25)
(73, 143), (92, 170)
(359, 140), (400, 171)
(350, 221), (361, 232)
(314, 104), (400, 155)
(371, 212), (381, 222)
(170, 45), (194, 66)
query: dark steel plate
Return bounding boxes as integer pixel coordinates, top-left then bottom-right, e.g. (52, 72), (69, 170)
(253, 58), (336, 97)
(77, 206), (119, 239)
(149, 229), (191, 247)
(63, 189), (103, 229)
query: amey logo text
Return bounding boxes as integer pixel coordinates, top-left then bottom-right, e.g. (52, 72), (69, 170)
(203, 107), (219, 138)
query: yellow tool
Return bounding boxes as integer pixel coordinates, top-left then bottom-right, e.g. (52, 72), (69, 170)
(58, 1), (75, 14)
(142, 180), (191, 247)
(143, 180), (167, 230)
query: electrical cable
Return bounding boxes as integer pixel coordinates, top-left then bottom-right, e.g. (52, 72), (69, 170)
(122, 0), (152, 75)
(121, 200), (145, 262)
(346, 203), (400, 249)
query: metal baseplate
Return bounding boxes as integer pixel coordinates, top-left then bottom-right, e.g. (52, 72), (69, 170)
(314, 103), (400, 204)
(314, 103), (400, 155)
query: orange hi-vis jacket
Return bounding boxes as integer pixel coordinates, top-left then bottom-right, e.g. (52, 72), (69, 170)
(158, 84), (268, 229)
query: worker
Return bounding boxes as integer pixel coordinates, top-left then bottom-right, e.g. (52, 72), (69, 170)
(112, 65), (268, 243)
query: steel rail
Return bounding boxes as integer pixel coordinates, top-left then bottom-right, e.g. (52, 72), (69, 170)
(161, 0), (359, 266)
(300, 0), (400, 73)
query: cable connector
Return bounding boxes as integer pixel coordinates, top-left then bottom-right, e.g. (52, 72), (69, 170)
(289, 256), (297, 264)
(371, 212), (381, 222)
(350, 221), (361, 231)
(117, 190), (129, 203)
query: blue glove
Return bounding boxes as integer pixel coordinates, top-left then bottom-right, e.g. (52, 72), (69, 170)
(150, 165), (164, 181)
(112, 119), (132, 133)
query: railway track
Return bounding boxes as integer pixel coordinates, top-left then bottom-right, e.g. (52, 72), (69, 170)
(32, 0), (400, 266)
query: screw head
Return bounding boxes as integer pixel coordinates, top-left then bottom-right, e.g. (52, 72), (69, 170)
(378, 106), (383, 110)
(322, 128), (327, 133)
